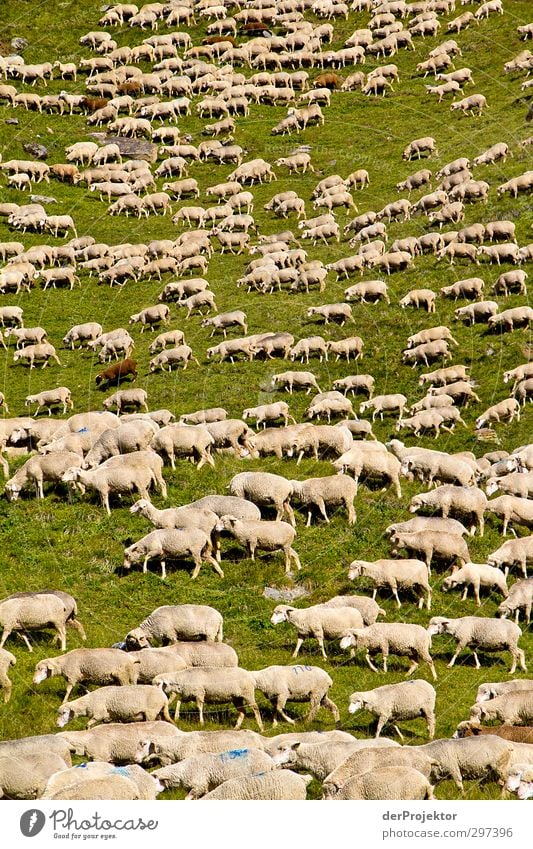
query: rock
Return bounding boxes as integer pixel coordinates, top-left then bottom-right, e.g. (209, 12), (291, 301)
(5, 119), (19, 126)
(105, 136), (158, 163)
(263, 586), (310, 603)
(23, 142), (49, 160)
(10, 38), (28, 52)
(30, 194), (57, 205)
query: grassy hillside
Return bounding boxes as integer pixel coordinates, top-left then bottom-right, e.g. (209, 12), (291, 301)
(0, 0), (532, 799)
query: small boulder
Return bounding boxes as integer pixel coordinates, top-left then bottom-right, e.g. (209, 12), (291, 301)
(23, 142), (49, 160)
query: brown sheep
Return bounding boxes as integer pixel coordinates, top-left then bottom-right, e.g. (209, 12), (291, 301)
(95, 358), (137, 387)
(313, 73), (340, 89)
(454, 722), (533, 743)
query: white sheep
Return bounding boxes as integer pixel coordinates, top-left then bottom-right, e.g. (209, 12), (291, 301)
(57, 685), (173, 728)
(409, 485), (487, 536)
(229, 471), (295, 526)
(348, 558), (432, 610)
(325, 766), (434, 800)
(62, 452), (166, 515)
(125, 604), (224, 648)
(123, 528), (223, 580)
(153, 747), (275, 798)
(5, 451), (82, 501)
(251, 665), (339, 725)
(497, 579), (533, 624)
(154, 667), (263, 729)
(348, 681), (434, 741)
(419, 736), (514, 793)
(0, 752), (70, 799)
(0, 592), (78, 652)
(33, 648), (140, 702)
(289, 475), (357, 526)
(271, 737), (398, 782)
(217, 516), (301, 575)
(58, 721), (181, 764)
(340, 623), (437, 680)
(442, 563), (508, 606)
(323, 745), (435, 798)
(271, 604), (364, 659)
(199, 770), (312, 799)
(428, 616), (527, 673)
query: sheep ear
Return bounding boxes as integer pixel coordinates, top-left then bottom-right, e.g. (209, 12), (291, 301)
(292, 742), (301, 751)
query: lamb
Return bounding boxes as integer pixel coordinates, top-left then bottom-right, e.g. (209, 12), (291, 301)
(418, 736), (514, 792)
(428, 616), (527, 673)
(242, 402), (295, 429)
(359, 394), (407, 421)
(348, 559), (432, 610)
(288, 475), (357, 526)
(469, 691), (533, 726)
(324, 746), (435, 799)
(102, 389), (148, 414)
(154, 667), (263, 729)
(5, 451), (82, 501)
(229, 471), (295, 526)
(125, 606), (223, 651)
(442, 563), (508, 606)
(252, 665), (339, 725)
(13, 342), (61, 369)
(57, 685), (173, 728)
(123, 528), (223, 580)
(270, 604), (364, 659)
(199, 770), (311, 800)
(33, 648), (140, 702)
(0, 591), (80, 652)
(153, 748), (275, 798)
(0, 648), (15, 703)
(24, 388), (73, 417)
(340, 623), (437, 680)
(217, 516), (301, 575)
(409, 485), (487, 536)
(62, 452), (166, 515)
(390, 529), (470, 570)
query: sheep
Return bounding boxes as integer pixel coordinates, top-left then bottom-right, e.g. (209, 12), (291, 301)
(497, 579), (533, 624)
(428, 616), (527, 673)
(391, 529), (470, 570)
(442, 563), (508, 606)
(33, 648), (140, 702)
(486, 495), (533, 536)
(95, 358), (137, 386)
(129, 305), (170, 332)
(154, 667), (263, 729)
(63, 322), (103, 349)
(288, 475), (357, 526)
(242, 402), (295, 429)
(475, 680), (533, 703)
(494, 271), (528, 298)
(476, 399), (521, 430)
(57, 685), (172, 728)
(324, 746), (435, 799)
(386, 516), (469, 539)
(454, 722), (533, 743)
(488, 538), (533, 581)
(217, 516), (301, 575)
(149, 345), (199, 373)
(83, 422), (156, 469)
(409, 485), (487, 536)
(102, 389), (148, 414)
(199, 770), (311, 799)
(0, 591), (79, 652)
(41, 761), (160, 800)
(401, 340), (452, 369)
(360, 394), (407, 421)
(0, 752), (71, 800)
(5, 451), (82, 501)
(125, 606), (223, 653)
(252, 665), (339, 725)
(270, 604), (364, 659)
(123, 528), (223, 581)
(348, 559), (432, 610)
(486, 472), (533, 500)
(306, 394), (357, 421)
(451, 94), (488, 116)
(332, 444), (402, 498)
(402, 137), (438, 160)
(0, 648), (15, 703)
(418, 736), (514, 792)
(345, 680), (436, 740)
(306, 303), (353, 326)
(13, 342), (61, 369)
(325, 766), (434, 800)
(62, 452), (165, 515)
(229, 471), (295, 526)
(399, 289), (436, 312)
(153, 748), (276, 798)
(24, 387), (73, 417)
(201, 310), (247, 338)
(340, 623), (437, 680)
(271, 737), (398, 782)
(469, 691), (533, 726)
(0, 306), (23, 327)
(333, 374), (375, 398)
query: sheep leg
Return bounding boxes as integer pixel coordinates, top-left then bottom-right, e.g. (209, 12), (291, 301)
(473, 651), (481, 669)
(174, 699), (181, 721)
(392, 588), (401, 608)
(206, 554), (224, 579)
(316, 633), (328, 660)
(405, 660), (419, 678)
(292, 638), (304, 658)
(62, 683), (74, 703)
(160, 559), (167, 580)
(365, 651), (379, 673)
(0, 628), (12, 649)
(275, 695), (295, 725)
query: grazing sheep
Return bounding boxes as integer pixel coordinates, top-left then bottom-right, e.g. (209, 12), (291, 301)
(217, 516), (301, 575)
(346, 680), (436, 740)
(428, 616), (527, 673)
(0, 752), (70, 800)
(324, 746), (435, 799)
(469, 691), (533, 726)
(486, 495), (533, 536)
(57, 685), (173, 728)
(488, 537), (533, 579)
(271, 604), (364, 659)
(497, 579), (533, 623)
(199, 770), (311, 800)
(271, 738), (398, 782)
(103, 389), (148, 414)
(270, 371), (322, 395)
(348, 559), (431, 610)
(340, 623), (437, 680)
(252, 665), (339, 725)
(289, 475), (357, 526)
(0, 592), (79, 652)
(419, 736), (514, 792)
(229, 471), (295, 526)
(454, 722), (533, 743)
(13, 342), (61, 369)
(153, 748), (275, 798)
(390, 530), (470, 570)
(320, 596), (385, 626)
(476, 680), (533, 703)
(125, 605), (224, 649)
(62, 452), (166, 515)
(326, 766), (434, 800)
(33, 648), (140, 702)
(5, 451), (83, 501)
(409, 485), (487, 536)
(442, 563), (508, 606)
(123, 528), (223, 580)
(154, 667), (263, 729)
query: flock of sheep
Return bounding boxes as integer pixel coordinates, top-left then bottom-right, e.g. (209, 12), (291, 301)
(0, 0), (532, 802)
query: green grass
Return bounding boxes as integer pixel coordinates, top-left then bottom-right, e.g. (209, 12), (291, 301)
(0, 0), (532, 800)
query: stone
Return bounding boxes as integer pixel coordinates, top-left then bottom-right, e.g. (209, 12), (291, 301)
(5, 119), (19, 125)
(23, 142), (48, 159)
(10, 38), (28, 52)
(105, 136), (158, 163)
(263, 586), (310, 603)
(30, 194), (57, 205)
